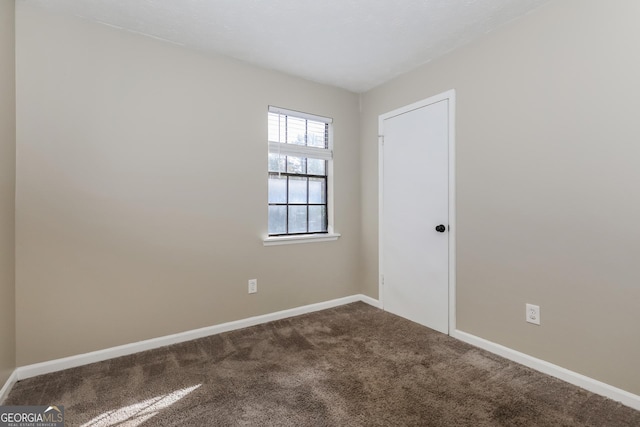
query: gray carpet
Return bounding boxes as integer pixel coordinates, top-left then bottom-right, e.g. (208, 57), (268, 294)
(5, 302), (640, 426)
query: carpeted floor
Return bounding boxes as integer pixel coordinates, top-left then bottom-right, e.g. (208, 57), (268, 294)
(5, 302), (640, 426)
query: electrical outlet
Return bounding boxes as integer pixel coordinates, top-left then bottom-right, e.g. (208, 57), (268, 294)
(248, 279), (257, 294)
(526, 303), (540, 325)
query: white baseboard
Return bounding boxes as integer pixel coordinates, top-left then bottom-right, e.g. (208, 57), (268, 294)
(451, 329), (640, 411)
(0, 370), (17, 405)
(358, 293), (382, 309)
(16, 294), (379, 381)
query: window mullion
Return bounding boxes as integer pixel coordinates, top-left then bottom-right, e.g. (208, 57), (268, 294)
(285, 175), (290, 234)
(324, 174), (328, 231)
(306, 176), (310, 233)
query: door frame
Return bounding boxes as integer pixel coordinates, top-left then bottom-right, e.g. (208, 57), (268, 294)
(378, 89), (456, 334)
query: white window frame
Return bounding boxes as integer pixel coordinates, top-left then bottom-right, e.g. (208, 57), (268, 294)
(264, 106), (340, 246)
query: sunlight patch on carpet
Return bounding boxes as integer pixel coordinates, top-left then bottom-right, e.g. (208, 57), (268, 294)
(80, 384), (201, 427)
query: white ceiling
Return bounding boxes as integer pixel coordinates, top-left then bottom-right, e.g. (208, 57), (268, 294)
(26, 0), (552, 93)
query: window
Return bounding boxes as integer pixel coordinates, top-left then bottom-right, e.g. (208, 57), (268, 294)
(267, 106), (336, 241)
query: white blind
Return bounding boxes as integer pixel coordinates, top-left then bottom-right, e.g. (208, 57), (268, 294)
(268, 106), (333, 159)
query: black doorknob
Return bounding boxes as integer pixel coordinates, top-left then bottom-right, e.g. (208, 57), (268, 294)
(435, 224), (446, 233)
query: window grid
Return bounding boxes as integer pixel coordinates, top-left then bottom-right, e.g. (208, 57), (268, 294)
(268, 158), (328, 236)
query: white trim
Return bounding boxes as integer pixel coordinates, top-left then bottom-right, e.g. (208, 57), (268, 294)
(0, 370), (17, 405)
(263, 232), (341, 246)
(378, 134), (384, 310)
(447, 92), (457, 332)
(16, 294), (377, 381)
(378, 89), (457, 333)
(359, 294), (383, 309)
(268, 141), (333, 160)
(268, 105), (333, 124)
(326, 122), (335, 234)
(451, 329), (640, 411)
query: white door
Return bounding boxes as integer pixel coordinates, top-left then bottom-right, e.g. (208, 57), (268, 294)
(380, 92), (454, 334)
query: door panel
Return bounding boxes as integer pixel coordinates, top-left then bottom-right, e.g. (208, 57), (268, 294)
(382, 99), (449, 333)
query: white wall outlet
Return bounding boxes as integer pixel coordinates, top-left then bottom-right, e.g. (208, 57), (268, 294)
(526, 303), (540, 325)
(248, 279), (257, 294)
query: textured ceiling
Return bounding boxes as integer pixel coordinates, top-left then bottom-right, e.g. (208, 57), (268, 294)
(25, 0), (552, 93)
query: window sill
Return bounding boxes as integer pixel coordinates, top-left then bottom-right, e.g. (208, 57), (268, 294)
(263, 233), (341, 246)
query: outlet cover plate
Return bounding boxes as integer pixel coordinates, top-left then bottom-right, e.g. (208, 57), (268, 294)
(526, 303), (540, 325)
(248, 279), (257, 294)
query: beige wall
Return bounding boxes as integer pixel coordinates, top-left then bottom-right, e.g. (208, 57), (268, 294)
(0, 0), (16, 388)
(360, 0), (640, 394)
(15, 3), (360, 365)
(12, 0), (640, 399)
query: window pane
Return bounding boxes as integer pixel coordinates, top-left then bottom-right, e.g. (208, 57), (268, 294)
(288, 176), (307, 204)
(309, 206), (327, 233)
(286, 156), (306, 174)
(307, 121), (327, 148)
(268, 153), (286, 173)
(308, 177), (326, 204)
(288, 206), (307, 233)
(286, 116), (306, 145)
(268, 175), (287, 203)
(268, 113), (286, 143)
(268, 206), (287, 234)
(307, 158), (325, 175)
